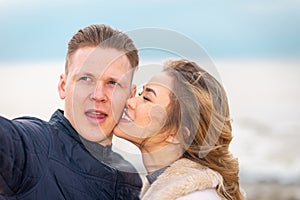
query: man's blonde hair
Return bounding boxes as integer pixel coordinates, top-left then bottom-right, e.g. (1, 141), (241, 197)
(65, 24), (138, 74)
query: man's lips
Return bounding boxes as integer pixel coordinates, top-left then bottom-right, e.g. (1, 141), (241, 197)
(85, 109), (108, 123)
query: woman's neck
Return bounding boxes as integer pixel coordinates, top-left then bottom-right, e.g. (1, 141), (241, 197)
(141, 143), (183, 173)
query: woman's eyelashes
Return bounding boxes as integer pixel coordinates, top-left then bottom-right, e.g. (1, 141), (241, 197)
(143, 96), (151, 102)
(138, 92), (151, 102)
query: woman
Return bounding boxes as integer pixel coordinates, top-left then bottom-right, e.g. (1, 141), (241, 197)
(114, 58), (245, 200)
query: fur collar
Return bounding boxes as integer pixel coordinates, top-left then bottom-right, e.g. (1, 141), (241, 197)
(141, 158), (224, 200)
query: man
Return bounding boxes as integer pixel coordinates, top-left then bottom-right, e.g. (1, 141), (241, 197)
(0, 24), (141, 200)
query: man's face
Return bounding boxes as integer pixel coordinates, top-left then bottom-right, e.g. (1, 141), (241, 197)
(58, 47), (135, 145)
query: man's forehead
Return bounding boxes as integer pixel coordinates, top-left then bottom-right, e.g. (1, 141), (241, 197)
(70, 47), (133, 76)
(82, 47), (129, 66)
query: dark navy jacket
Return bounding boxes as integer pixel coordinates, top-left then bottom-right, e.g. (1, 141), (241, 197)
(0, 110), (142, 200)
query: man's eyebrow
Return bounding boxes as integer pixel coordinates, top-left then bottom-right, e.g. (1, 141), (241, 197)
(144, 86), (157, 96)
(74, 71), (94, 77)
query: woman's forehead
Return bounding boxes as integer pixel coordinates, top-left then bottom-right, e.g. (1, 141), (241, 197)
(148, 72), (173, 91)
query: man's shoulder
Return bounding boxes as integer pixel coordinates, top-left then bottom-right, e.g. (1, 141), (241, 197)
(13, 115), (52, 134)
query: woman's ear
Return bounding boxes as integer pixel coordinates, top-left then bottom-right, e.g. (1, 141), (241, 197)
(166, 127), (191, 144)
(165, 134), (180, 144)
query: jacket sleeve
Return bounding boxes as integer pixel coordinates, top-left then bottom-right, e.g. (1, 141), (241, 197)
(0, 115), (49, 195)
(0, 116), (26, 195)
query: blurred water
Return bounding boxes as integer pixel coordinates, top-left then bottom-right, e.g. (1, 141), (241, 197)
(216, 58), (300, 184)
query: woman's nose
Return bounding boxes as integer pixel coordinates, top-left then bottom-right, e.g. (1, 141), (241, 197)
(126, 96), (138, 110)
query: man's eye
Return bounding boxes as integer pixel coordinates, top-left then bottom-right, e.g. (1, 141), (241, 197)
(108, 81), (119, 86)
(79, 76), (92, 81)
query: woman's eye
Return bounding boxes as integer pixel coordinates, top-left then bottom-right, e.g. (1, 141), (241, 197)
(139, 92), (151, 102)
(143, 96), (151, 102)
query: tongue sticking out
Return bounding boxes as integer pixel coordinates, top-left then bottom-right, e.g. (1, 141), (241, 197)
(86, 111), (107, 124)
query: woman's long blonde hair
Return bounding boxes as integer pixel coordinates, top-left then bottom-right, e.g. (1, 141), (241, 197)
(163, 59), (245, 200)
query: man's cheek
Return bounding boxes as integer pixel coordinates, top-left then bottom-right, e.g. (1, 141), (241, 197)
(111, 93), (127, 120)
(112, 88), (130, 104)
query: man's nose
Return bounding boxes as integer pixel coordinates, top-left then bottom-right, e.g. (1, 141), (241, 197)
(90, 84), (108, 102)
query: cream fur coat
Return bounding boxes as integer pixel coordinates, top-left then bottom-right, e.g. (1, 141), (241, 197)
(141, 158), (225, 200)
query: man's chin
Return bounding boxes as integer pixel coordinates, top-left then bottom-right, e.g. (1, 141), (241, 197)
(79, 129), (110, 142)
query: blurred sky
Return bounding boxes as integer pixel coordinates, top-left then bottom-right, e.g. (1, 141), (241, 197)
(0, 0), (299, 62)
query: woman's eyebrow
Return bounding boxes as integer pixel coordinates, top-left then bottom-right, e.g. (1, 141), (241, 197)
(144, 86), (157, 96)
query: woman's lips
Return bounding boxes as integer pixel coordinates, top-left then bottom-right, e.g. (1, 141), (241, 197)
(120, 109), (133, 123)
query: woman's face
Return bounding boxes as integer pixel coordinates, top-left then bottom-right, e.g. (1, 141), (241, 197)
(114, 72), (173, 147)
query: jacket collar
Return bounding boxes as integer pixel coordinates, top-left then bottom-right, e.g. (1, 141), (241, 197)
(49, 109), (112, 160)
(49, 109), (139, 172)
(49, 109), (81, 142)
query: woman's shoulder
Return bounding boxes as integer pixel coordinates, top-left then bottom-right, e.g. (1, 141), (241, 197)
(177, 189), (221, 200)
(141, 158), (224, 200)
(166, 158), (224, 185)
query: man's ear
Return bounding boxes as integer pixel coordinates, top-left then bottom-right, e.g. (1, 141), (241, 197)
(130, 84), (137, 98)
(58, 74), (66, 100)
